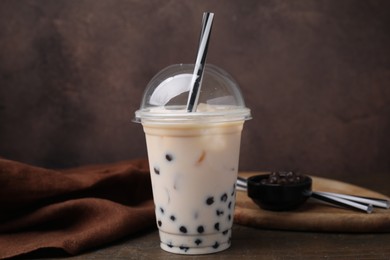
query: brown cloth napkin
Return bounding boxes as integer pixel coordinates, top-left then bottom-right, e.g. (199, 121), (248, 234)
(0, 158), (155, 259)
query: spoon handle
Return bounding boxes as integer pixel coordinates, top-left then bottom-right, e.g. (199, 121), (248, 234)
(310, 192), (373, 213)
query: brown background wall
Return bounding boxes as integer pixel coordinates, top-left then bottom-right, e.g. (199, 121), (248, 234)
(1, 0), (389, 179)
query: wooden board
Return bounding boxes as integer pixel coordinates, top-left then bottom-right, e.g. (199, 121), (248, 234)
(234, 172), (390, 233)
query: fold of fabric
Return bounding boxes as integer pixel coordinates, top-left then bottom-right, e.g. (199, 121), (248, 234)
(0, 158), (155, 259)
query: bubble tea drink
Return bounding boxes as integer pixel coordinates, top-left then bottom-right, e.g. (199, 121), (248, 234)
(134, 64), (251, 254)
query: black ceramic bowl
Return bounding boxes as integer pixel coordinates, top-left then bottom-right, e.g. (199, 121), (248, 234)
(247, 174), (312, 211)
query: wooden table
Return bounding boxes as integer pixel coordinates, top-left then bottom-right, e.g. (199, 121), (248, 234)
(29, 172), (390, 259)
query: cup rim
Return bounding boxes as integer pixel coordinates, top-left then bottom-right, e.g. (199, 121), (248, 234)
(133, 106), (252, 124)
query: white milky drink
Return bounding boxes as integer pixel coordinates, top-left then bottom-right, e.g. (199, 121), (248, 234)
(143, 120), (244, 254)
(134, 64), (251, 254)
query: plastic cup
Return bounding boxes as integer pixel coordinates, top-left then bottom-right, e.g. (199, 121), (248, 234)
(134, 64), (251, 254)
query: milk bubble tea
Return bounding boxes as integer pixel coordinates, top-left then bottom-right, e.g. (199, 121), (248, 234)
(143, 121), (243, 254)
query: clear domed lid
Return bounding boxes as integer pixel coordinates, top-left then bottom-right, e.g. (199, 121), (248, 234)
(134, 64), (251, 123)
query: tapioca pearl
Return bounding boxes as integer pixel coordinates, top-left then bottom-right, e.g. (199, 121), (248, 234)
(222, 229), (229, 235)
(157, 220), (162, 227)
(214, 222), (220, 231)
(179, 226), (188, 233)
(167, 242), (173, 248)
(197, 225), (204, 233)
(179, 245), (189, 252)
(228, 201), (232, 209)
(206, 196), (214, 205)
(153, 166), (160, 175)
(170, 215), (176, 221)
(216, 209), (224, 216)
(220, 193), (228, 202)
(212, 241), (220, 249)
(231, 184), (235, 196)
(195, 238), (202, 246)
(159, 207), (164, 214)
(165, 153), (174, 162)
(227, 214), (232, 223)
